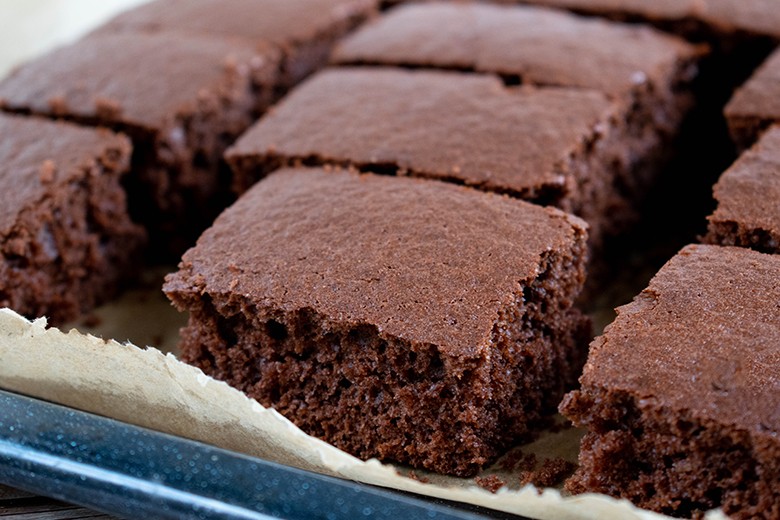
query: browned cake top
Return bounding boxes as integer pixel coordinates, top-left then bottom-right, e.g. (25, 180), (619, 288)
(0, 32), (274, 133)
(333, 2), (696, 98)
(514, 0), (698, 21)
(517, 0), (780, 38)
(0, 113), (130, 234)
(710, 125), (780, 240)
(165, 167), (587, 358)
(702, 0), (780, 38)
(99, 0), (377, 47)
(582, 244), (780, 435)
(227, 67), (616, 198)
(725, 48), (780, 124)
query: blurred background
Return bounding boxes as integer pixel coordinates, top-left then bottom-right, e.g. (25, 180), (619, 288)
(0, 0), (150, 78)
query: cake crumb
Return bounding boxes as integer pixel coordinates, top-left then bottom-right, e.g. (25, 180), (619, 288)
(498, 449), (537, 472)
(39, 160), (56, 184)
(475, 475), (506, 493)
(519, 457), (576, 488)
(406, 471), (430, 484)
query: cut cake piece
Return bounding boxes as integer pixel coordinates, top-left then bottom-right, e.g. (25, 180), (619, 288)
(227, 67), (634, 248)
(332, 2), (701, 226)
(0, 113), (144, 324)
(164, 167), (590, 477)
(562, 244), (780, 519)
(334, 1), (699, 130)
(96, 0), (378, 89)
(509, 0), (780, 40)
(725, 46), (780, 148)
(706, 124), (780, 253)
(0, 32), (280, 255)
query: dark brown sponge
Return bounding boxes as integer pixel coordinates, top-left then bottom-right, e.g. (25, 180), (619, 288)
(0, 114), (144, 324)
(562, 244), (780, 519)
(165, 167), (590, 476)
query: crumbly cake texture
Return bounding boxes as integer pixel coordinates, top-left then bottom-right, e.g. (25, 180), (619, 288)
(164, 167), (591, 477)
(561, 244), (780, 519)
(706, 125), (780, 252)
(0, 114), (144, 324)
(96, 0), (378, 89)
(332, 2), (699, 224)
(227, 67), (646, 248)
(725, 47), (780, 149)
(0, 32), (280, 256)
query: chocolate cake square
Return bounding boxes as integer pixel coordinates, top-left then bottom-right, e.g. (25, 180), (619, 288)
(561, 244), (780, 519)
(334, 2), (698, 127)
(96, 0), (378, 89)
(510, 0), (780, 40)
(706, 124), (780, 253)
(725, 47), (780, 148)
(0, 32), (280, 255)
(0, 114), (144, 324)
(164, 167), (590, 477)
(332, 2), (700, 223)
(227, 67), (636, 248)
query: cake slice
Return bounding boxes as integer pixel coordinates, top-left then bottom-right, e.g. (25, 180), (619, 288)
(725, 47), (780, 148)
(0, 114), (144, 324)
(508, 0), (780, 40)
(96, 0), (378, 89)
(164, 167), (590, 477)
(706, 124), (780, 252)
(226, 67), (633, 248)
(334, 2), (698, 130)
(562, 244), (780, 519)
(0, 32), (280, 255)
(332, 2), (701, 227)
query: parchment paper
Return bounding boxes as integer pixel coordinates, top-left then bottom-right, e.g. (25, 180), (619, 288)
(0, 307), (728, 520)
(0, 3), (728, 519)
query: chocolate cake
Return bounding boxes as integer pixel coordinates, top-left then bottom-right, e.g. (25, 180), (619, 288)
(164, 167), (590, 477)
(332, 2), (700, 226)
(508, 0), (780, 40)
(561, 244), (780, 519)
(96, 0), (378, 90)
(0, 113), (144, 324)
(334, 2), (698, 124)
(725, 47), (780, 148)
(706, 124), (780, 253)
(0, 32), (280, 255)
(226, 67), (644, 248)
